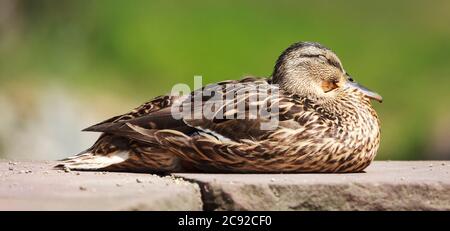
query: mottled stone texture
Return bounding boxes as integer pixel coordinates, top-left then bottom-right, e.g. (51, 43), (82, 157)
(175, 161), (450, 211)
(1, 160), (449, 210)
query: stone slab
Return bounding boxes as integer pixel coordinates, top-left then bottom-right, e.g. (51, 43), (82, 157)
(0, 160), (202, 211)
(175, 161), (450, 211)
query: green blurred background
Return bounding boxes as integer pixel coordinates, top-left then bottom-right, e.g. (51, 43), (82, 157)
(0, 0), (449, 160)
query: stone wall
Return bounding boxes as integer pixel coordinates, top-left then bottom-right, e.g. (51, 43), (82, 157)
(1, 160), (449, 210)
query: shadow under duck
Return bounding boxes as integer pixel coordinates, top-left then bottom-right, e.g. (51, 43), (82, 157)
(58, 41), (382, 173)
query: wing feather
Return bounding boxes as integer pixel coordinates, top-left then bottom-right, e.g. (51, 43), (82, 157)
(181, 77), (310, 141)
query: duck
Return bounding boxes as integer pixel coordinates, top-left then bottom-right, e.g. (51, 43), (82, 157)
(57, 41), (382, 173)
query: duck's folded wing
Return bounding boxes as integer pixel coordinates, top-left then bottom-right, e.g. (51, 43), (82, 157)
(179, 78), (308, 141)
(81, 77), (314, 144)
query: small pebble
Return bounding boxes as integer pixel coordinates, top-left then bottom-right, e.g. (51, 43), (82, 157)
(429, 164), (433, 167)
(102, 172), (107, 175)
(79, 186), (87, 191)
(270, 178), (276, 182)
(441, 163), (446, 166)
(116, 184), (122, 187)
(136, 178), (143, 183)
(8, 161), (17, 165)
(64, 168), (71, 173)
(75, 172), (80, 175)
(25, 170), (32, 174)
(8, 167), (13, 171)
(400, 177), (405, 181)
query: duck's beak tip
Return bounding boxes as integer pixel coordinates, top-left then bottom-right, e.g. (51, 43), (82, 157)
(345, 81), (383, 103)
(371, 95), (383, 103)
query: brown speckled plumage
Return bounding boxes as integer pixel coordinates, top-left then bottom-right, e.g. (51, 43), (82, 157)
(57, 41), (382, 173)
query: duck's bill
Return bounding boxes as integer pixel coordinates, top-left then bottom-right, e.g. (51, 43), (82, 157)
(345, 81), (383, 103)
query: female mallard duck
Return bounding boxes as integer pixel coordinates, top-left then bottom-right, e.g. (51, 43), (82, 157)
(58, 41), (382, 173)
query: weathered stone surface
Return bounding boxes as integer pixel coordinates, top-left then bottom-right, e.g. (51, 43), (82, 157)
(0, 161), (202, 211)
(175, 161), (450, 211)
(1, 160), (449, 211)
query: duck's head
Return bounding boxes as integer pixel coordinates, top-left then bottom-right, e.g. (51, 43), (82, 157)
(272, 42), (382, 104)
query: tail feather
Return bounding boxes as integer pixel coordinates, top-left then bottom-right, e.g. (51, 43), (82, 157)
(55, 151), (129, 170)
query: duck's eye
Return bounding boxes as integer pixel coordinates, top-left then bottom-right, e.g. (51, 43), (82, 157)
(318, 55), (328, 62)
(321, 79), (339, 93)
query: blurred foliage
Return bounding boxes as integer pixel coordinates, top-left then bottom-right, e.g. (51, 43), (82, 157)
(1, 0), (450, 160)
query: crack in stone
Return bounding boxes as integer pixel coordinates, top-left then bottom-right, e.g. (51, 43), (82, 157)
(170, 175), (209, 210)
(171, 175), (241, 211)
